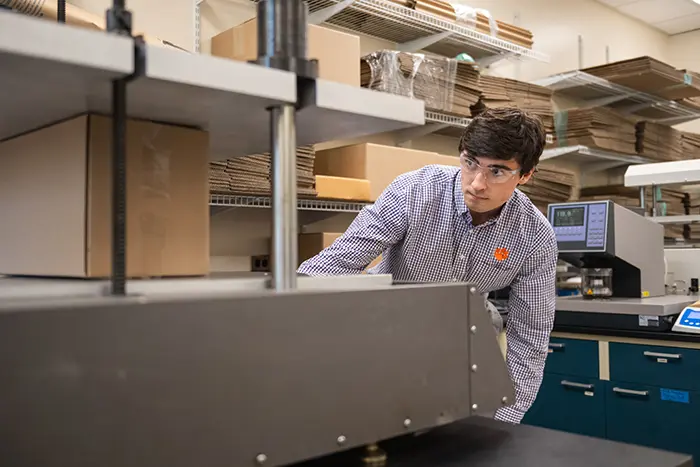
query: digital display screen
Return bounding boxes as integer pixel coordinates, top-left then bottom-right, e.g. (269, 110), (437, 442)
(553, 207), (586, 227)
(688, 311), (700, 320)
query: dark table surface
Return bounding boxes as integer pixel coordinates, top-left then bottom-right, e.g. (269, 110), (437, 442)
(295, 417), (693, 467)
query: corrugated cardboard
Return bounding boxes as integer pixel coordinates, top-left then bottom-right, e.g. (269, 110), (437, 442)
(298, 233), (381, 270)
(315, 143), (459, 200)
(315, 175), (371, 201)
(211, 20), (360, 87)
(0, 115), (209, 278)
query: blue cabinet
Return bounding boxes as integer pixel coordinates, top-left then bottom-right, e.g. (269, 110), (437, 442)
(545, 337), (599, 378)
(524, 373), (606, 438)
(606, 381), (698, 462)
(610, 342), (700, 391)
(525, 338), (700, 466)
(523, 337), (605, 438)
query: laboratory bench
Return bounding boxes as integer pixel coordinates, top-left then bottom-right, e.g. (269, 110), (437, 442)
(523, 325), (700, 466)
(297, 416), (692, 467)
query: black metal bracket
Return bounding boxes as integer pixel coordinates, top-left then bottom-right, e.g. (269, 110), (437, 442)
(105, 0), (145, 296)
(57, 0), (65, 23)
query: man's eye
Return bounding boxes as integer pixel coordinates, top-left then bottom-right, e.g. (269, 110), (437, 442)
(491, 168), (504, 177)
(466, 159), (477, 168)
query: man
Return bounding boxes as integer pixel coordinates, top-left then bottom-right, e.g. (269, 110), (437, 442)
(298, 107), (558, 424)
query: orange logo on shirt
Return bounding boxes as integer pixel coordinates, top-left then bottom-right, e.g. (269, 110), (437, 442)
(494, 248), (509, 261)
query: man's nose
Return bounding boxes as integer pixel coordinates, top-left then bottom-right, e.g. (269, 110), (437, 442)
(472, 171), (488, 191)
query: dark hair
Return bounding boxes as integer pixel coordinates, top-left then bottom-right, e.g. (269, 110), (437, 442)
(458, 107), (546, 174)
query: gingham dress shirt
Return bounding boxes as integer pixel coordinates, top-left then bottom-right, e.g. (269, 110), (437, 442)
(298, 165), (558, 423)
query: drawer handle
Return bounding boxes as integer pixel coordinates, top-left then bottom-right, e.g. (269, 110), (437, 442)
(643, 351), (681, 360)
(548, 343), (565, 350)
(561, 380), (594, 390)
(613, 387), (649, 397)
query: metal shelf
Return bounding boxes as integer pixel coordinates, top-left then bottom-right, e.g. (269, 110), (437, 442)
(264, 0), (549, 64)
(541, 145), (651, 167)
(0, 12), (133, 141)
(650, 214), (700, 225)
(210, 194), (368, 212)
(533, 71), (700, 125)
(625, 159), (700, 187)
(297, 79), (425, 148)
(423, 110), (553, 142)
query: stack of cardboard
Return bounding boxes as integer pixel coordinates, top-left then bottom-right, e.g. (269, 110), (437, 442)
(635, 122), (683, 162)
(553, 108), (637, 154)
(209, 146), (317, 197)
(581, 57), (700, 100)
(580, 185), (688, 240)
(520, 165), (575, 214)
(471, 76), (554, 133)
(409, 0), (534, 49)
(360, 51), (481, 117)
(681, 131), (700, 159)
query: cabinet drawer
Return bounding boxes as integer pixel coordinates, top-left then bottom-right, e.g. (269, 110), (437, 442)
(606, 381), (698, 459)
(524, 373), (605, 438)
(609, 343), (700, 391)
(545, 337), (599, 378)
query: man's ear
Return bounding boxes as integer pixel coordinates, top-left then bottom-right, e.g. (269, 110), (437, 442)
(518, 169), (535, 185)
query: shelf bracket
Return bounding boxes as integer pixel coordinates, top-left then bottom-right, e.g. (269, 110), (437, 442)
(475, 52), (519, 68)
(397, 31), (452, 53)
(308, 0), (356, 25)
(653, 114), (698, 125)
(579, 94), (631, 108)
(618, 101), (658, 115)
(393, 122), (450, 146)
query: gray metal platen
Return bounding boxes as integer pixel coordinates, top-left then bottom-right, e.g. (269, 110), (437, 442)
(0, 282), (512, 467)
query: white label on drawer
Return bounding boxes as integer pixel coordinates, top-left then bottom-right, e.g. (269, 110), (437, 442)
(584, 391), (594, 397)
(657, 358), (668, 364)
(639, 315), (660, 327)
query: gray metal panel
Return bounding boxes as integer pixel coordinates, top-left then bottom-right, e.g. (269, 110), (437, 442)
(556, 295), (696, 316)
(0, 274), (393, 301)
(0, 283), (493, 467)
(467, 286), (515, 414)
(612, 203), (666, 297)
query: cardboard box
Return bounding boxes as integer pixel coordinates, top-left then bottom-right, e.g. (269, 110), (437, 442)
(211, 20), (360, 87)
(314, 144), (460, 200)
(0, 115), (210, 278)
(315, 175), (371, 201)
(11, 2), (187, 50)
(298, 233), (381, 270)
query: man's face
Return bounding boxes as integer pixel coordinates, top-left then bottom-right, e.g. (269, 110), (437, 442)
(459, 152), (534, 213)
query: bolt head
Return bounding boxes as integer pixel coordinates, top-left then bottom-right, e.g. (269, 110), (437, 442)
(470, 325), (477, 334)
(471, 364), (478, 372)
(502, 396), (509, 404)
(470, 287), (477, 293)
(471, 403), (478, 411)
(403, 418), (412, 428)
(255, 454), (267, 465)
(337, 435), (346, 445)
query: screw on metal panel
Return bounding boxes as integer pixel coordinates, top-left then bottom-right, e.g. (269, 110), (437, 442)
(502, 396), (509, 404)
(403, 418), (412, 428)
(471, 404), (478, 411)
(471, 364), (478, 372)
(469, 287), (477, 293)
(470, 325), (477, 334)
(255, 453), (267, 465)
(337, 435), (347, 445)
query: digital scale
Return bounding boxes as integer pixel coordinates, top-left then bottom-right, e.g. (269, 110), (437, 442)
(672, 302), (700, 334)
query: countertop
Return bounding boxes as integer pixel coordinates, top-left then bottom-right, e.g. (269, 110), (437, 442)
(294, 417), (692, 467)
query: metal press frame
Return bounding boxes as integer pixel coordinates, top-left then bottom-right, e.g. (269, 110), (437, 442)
(106, 0), (315, 294)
